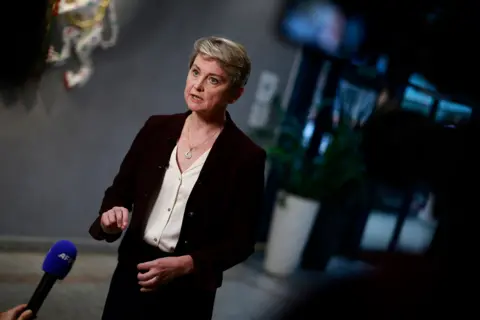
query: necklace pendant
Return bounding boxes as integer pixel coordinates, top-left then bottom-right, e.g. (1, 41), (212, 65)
(184, 150), (193, 159)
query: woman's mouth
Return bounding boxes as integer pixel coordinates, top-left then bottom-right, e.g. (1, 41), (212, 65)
(190, 94), (203, 101)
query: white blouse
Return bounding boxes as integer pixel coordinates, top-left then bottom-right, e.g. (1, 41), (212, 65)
(143, 145), (210, 252)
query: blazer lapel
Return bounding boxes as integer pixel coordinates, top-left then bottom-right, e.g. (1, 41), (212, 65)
(149, 112), (188, 168)
(189, 112), (237, 198)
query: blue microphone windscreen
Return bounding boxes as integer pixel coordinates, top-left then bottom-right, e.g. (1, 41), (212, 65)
(42, 240), (77, 280)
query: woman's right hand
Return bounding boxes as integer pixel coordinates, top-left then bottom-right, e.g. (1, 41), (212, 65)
(100, 206), (129, 234)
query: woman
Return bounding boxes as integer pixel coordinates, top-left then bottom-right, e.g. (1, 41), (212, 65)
(89, 36), (266, 319)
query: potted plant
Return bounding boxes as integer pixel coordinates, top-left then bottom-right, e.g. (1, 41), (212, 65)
(262, 120), (365, 276)
(301, 122), (369, 270)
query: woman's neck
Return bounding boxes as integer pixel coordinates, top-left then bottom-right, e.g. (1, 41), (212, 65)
(189, 110), (226, 132)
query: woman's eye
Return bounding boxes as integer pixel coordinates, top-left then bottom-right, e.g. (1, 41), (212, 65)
(209, 77), (219, 85)
(192, 69), (199, 76)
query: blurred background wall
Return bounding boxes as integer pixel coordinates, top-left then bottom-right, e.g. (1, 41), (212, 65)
(0, 0), (296, 240)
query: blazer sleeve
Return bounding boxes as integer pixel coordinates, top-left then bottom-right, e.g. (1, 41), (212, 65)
(189, 148), (266, 273)
(89, 116), (155, 242)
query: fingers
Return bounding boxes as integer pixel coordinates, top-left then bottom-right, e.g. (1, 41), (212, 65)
(139, 274), (172, 291)
(100, 211), (112, 228)
(112, 207), (128, 229)
(9, 304), (27, 315)
(118, 207), (129, 229)
(113, 208), (124, 229)
(137, 269), (156, 281)
(138, 277), (157, 288)
(1, 304), (32, 320)
(18, 310), (33, 320)
(107, 210), (116, 226)
(137, 261), (153, 271)
(122, 211), (129, 229)
(100, 207), (129, 232)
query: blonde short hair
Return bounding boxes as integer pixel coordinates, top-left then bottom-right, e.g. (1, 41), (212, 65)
(189, 36), (251, 89)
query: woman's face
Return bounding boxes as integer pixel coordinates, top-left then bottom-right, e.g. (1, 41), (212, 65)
(184, 54), (243, 115)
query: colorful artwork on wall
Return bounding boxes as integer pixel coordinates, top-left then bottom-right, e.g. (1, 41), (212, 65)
(46, 0), (119, 89)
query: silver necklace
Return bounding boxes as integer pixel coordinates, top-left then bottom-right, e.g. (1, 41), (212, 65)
(184, 118), (221, 159)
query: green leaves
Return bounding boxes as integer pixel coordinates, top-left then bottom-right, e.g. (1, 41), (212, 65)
(247, 94), (365, 204)
(269, 121), (365, 203)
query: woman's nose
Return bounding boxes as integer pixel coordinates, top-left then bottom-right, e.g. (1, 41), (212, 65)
(193, 79), (205, 91)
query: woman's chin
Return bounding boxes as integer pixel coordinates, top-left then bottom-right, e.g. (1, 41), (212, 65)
(186, 101), (205, 112)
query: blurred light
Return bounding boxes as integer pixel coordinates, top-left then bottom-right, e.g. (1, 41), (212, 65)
(376, 55), (389, 74)
(280, 0), (365, 58)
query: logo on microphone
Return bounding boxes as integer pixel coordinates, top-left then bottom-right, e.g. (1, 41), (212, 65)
(57, 253), (74, 264)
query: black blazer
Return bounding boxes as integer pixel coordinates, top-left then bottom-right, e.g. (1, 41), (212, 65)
(89, 111), (266, 290)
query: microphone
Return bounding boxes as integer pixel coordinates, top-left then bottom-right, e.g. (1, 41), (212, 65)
(26, 240), (77, 318)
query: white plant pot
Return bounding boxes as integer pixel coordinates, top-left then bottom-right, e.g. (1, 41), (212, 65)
(263, 192), (320, 276)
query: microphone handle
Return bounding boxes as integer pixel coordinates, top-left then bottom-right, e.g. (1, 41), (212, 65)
(26, 273), (57, 317)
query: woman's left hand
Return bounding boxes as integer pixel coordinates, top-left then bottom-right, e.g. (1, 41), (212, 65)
(137, 256), (193, 292)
